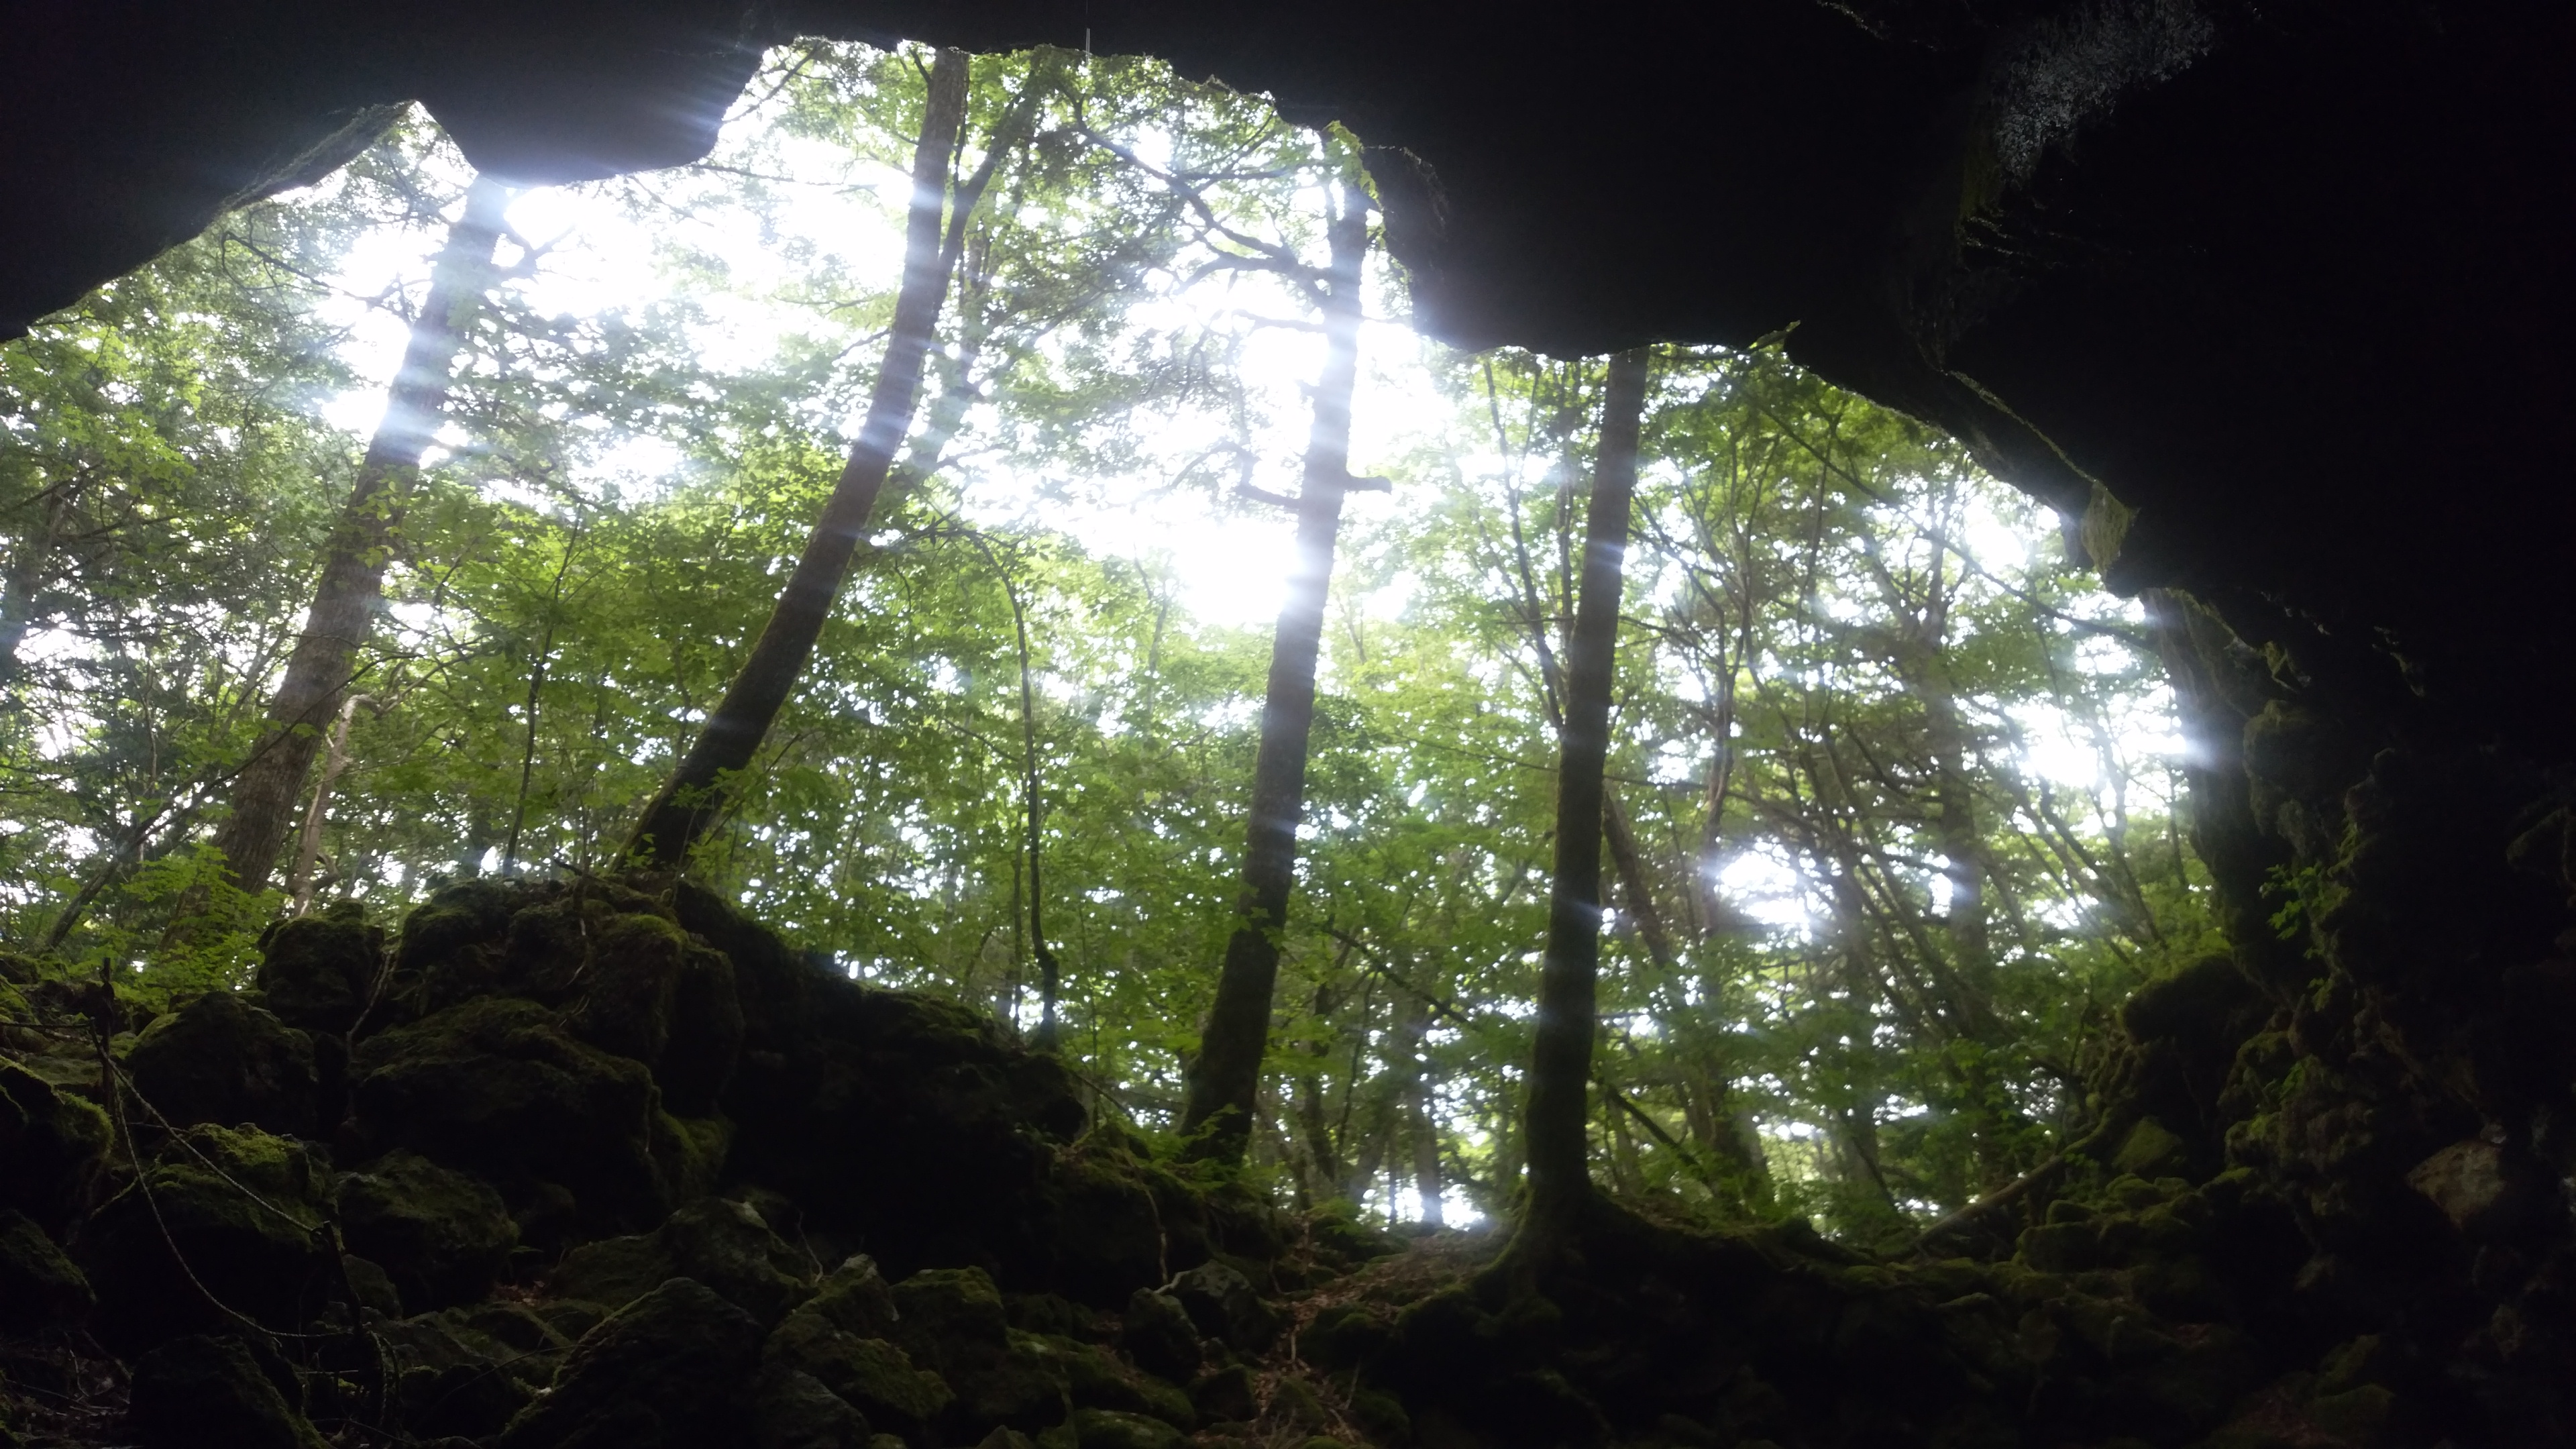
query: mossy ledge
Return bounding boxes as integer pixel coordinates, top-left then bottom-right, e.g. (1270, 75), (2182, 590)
(0, 874), (2539, 1446)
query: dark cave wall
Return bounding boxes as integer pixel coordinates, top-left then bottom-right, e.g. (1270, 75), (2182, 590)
(2118, 590), (2576, 1441)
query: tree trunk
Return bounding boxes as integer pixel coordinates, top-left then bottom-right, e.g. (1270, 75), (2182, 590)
(284, 692), (371, 916)
(204, 175), (511, 894)
(623, 48), (971, 868)
(1176, 175), (1371, 1161)
(1517, 347), (1651, 1242)
(1408, 1006), (1446, 1228)
(1292, 983), (1346, 1201)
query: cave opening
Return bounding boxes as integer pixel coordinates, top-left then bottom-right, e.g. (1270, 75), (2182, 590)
(2, 5), (2571, 1447)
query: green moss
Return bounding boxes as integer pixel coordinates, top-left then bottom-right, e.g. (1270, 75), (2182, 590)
(336, 1150), (517, 1309)
(129, 1334), (329, 1449)
(2111, 1119), (2191, 1181)
(0, 1208), (91, 1330)
(254, 907), (382, 1033)
(765, 1308), (953, 1433)
(548, 1232), (674, 1313)
(0, 1059), (108, 1220)
(1067, 1407), (1183, 1449)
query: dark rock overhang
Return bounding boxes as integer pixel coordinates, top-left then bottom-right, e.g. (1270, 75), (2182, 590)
(5, 0), (2569, 741)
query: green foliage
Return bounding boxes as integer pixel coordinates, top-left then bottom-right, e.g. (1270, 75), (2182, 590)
(0, 42), (2217, 1241)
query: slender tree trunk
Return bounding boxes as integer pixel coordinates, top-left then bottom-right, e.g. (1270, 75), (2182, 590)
(284, 692), (371, 916)
(1408, 1007), (1446, 1228)
(506, 523), (581, 873)
(1000, 556), (1062, 1049)
(1602, 788), (1679, 973)
(1516, 348), (1650, 1243)
(1177, 176), (1372, 1161)
(206, 176), (511, 895)
(623, 48), (972, 868)
(1293, 982), (1346, 1201)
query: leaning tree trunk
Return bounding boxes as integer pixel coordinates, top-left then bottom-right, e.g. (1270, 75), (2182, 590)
(623, 48), (972, 868)
(1516, 347), (1651, 1246)
(1176, 177), (1372, 1161)
(205, 175), (511, 896)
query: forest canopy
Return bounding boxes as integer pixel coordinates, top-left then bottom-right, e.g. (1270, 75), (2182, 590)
(0, 42), (2214, 1246)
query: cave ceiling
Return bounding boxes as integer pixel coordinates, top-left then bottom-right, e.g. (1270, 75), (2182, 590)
(5, 0), (2569, 744)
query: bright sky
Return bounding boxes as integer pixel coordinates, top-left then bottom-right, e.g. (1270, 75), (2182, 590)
(306, 93), (1448, 635)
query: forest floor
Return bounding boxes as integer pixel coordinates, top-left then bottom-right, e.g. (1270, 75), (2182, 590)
(0, 876), (2402, 1448)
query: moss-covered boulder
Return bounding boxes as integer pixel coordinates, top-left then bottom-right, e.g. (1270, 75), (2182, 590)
(678, 883), (1132, 1292)
(372, 1307), (559, 1439)
(0, 1207), (91, 1330)
(335, 1149), (518, 1310)
(806, 1255), (902, 1338)
(763, 1309), (952, 1442)
(349, 996), (669, 1232)
(1167, 1259), (1278, 1354)
(1036, 1335), (1191, 1430)
(751, 1361), (873, 1449)
(127, 1333), (328, 1449)
(80, 1124), (337, 1352)
(661, 1196), (812, 1324)
(0, 1060), (104, 1227)
(254, 904), (382, 1034)
(123, 989), (317, 1138)
(1116, 1289), (1200, 1383)
(1067, 1407), (1183, 1449)
(551, 1197), (814, 1324)
(564, 911), (686, 1069)
(496, 1277), (765, 1449)
(892, 1268), (1069, 1437)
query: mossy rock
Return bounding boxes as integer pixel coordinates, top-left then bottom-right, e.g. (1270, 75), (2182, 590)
(1347, 1387), (1410, 1444)
(349, 996), (668, 1233)
(2121, 954), (2260, 1046)
(336, 1150), (517, 1310)
(1035, 1147), (1167, 1305)
(549, 1230), (676, 1315)
(765, 1309), (952, 1438)
(751, 1361), (873, 1449)
(124, 989), (317, 1138)
(127, 1333), (327, 1449)
(661, 938), (744, 1114)
(553, 1197), (814, 1324)
(710, 912), (1093, 1286)
(1302, 1302), (1395, 1372)
(376, 1308), (551, 1438)
(1305, 1200), (1405, 1267)
(893, 1267), (1012, 1372)
(1187, 1364), (1256, 1425)
(1067, 1407), (1183, 1449)
(564, 911), (699, 1076)
(659, 1196), (813, 1324)
(0, 1059), (109, 1224)
(651, 1109), (733, 1203)
(0, 1208), (91, 1330)
(1116, 1288), (1200, 1383)
(885, 1271), (1071, 1437)
(1264, 1377), (1330, 1432)
(80, 1125), (336, 1352)
(1169, 1259), (1279, 1354)
(2112, 1119), (2193, 1181)
(806, 1255), (901, 1338)
(1036, 1334), (1191, 1430)
(254, 904), (382, 1034)
(496, 1278), (765, 1449)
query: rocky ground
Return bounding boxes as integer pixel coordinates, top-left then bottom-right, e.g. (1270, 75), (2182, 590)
(0, 874), (2544, 1447)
